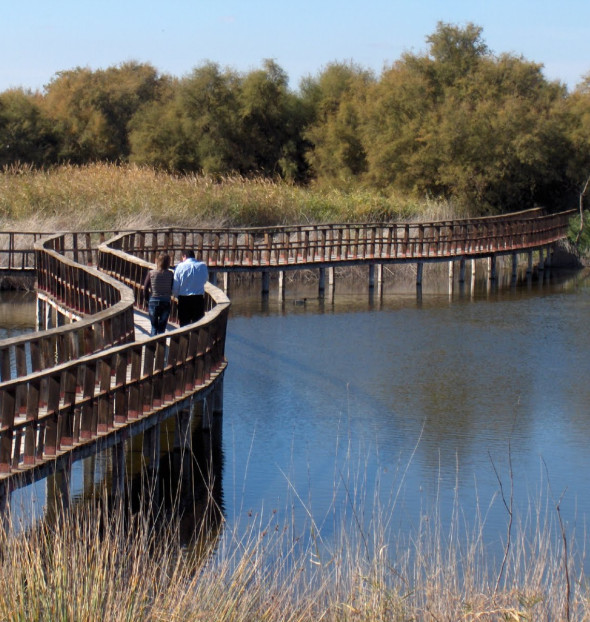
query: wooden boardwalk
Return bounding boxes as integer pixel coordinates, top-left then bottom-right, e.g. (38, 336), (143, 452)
(0, 208), (576, 502)
(0, 231), (230, 500)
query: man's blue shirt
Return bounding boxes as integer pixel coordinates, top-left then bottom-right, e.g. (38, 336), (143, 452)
(172, 258), (208, 296)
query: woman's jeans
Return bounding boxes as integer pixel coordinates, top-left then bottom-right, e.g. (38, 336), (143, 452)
(148, 298), (171, 335)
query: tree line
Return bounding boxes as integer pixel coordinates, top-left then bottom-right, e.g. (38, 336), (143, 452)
(2, 22), (590, 214)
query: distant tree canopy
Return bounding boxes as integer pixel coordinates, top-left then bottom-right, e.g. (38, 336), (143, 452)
(2, 22), (590, 214)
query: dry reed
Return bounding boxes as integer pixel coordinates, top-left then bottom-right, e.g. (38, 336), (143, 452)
(0, 459), (587, 621)
(0, 163), (459, 233)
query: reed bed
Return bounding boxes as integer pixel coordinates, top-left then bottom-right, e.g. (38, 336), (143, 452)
(0, 163), (460, 232)
(0, 467), (588, 621)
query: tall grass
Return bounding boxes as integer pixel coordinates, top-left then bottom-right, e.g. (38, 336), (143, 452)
(0, 163), (461, 232)
(0, 460), (588, 621)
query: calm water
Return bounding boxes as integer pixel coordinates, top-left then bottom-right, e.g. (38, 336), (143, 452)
(3, 267), (590, 565)
(221, 268), (590, 564)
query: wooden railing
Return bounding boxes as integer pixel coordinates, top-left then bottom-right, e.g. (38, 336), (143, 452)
(0, 234), (136, 385)
(103, 208), (575, 270)
(0, 294), (228, 473)
(0, 231), (230, 478)
(0, 230), (132, 273)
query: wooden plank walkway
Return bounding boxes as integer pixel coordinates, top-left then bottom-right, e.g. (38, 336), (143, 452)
(133, 308), (175, 342)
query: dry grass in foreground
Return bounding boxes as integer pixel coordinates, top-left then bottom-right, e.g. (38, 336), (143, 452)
(0, 163), (463, 233)
(0, 477), (588, 622)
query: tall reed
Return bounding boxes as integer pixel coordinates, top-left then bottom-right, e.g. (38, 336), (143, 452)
(0, 460), (587, 621)
(0, 163), (461, 232)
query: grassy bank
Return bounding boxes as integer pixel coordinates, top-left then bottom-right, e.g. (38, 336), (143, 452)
(0, 479), (587, 621)
(0, 163), (461, 232)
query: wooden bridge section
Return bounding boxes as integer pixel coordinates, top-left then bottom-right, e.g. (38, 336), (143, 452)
(0, 207), (576, 499)
(0, 231), (229, 501)
(100, 207), (575, 292)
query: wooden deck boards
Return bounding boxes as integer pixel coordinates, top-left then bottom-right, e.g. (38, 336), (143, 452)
(133, 309), (176, 342)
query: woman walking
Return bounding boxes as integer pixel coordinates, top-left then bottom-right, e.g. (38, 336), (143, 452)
(143, 253), (173, 335)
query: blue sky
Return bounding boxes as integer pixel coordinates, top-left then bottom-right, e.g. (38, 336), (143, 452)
(2, 0), (590, 93)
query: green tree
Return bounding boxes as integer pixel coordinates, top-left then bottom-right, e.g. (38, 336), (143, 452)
(301, 62), (374, 184)
(43, 62), (165, 163)
(174, 62), (243, 175)
(564, 74), (590, 192)
(362, 22), (571, 212)
(128, 80), (190, 171)
(0, 89), (58, 166)
(239, 59), (306, 179)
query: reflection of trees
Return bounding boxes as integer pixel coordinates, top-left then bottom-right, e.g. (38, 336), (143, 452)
(358, 301), (543, 485)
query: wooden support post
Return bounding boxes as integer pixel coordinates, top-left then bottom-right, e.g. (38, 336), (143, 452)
(459, 258), (466, 283)
(222, 272), (230, 293)
(538, 247), (545, 271)
(328, 266), (335, 287)
(488, 255), (497, 281)
(111, 436), (127, 499)
(0, 482), (8, 524)
(261, 271), (270, 295)
(45, 303), (53, 330)
(201, 396), (213, 430)
(142, 424), (159, 504)
(511, 252), (518, 282)
(175, 408), (192, 491)
(83, 454), (96, 498)
(278, 271), (285, 300)
(448, 260), (454, 295)
(527, 250), (533, 274)
(46, 458), (72, 523)
(545, 245), (552, 268)
(36, 297), (43, 332)
(57, 460), (71, 512)
(376, 264), (383, 298)
(174, 409), (192, 450)
(318, 267), (326, 293)
(368, 264), (375, 289)
(209, 271), (218, 286)
(416, 262), (423, 286)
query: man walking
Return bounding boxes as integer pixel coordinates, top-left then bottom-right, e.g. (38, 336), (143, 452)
(172, 249), (209, 326)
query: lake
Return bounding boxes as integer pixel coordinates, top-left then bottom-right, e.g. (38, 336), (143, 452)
(3, 266), (590, 568)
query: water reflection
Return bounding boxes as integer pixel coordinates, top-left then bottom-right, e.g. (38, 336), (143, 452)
(11, 402), (224, 555)
(0, 290), (36, 339)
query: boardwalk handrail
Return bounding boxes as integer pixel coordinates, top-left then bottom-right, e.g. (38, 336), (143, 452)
(102, 208), (576, 270)
(0, 233), (230, 478)
(0, 234), (136, 385)
(0, 300), (229, 474)
(0, 229), (137, 272)
(0, 207), (564, 272)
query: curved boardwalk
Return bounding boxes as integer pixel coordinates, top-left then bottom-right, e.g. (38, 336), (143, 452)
(0, 207), (575, 505)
